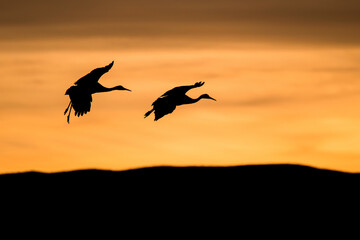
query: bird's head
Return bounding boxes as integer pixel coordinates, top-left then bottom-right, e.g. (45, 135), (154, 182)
(114, 85), (131, 91)
(200, 94), (216, 101)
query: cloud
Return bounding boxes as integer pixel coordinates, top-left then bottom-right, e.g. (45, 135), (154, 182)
(0, 139), (37, 149)
(231, 96), (288, 107)
(222, 86), (360, 109)
(1, 0), (360, 45)
(1, 0), (359, 25)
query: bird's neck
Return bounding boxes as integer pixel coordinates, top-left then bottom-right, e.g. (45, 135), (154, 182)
(94, 85), (116, 93)
(183, 96), (202, 105)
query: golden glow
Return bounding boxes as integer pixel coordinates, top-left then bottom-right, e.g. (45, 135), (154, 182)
(1, 0), (360, 173)
(1, 44), (360, 173)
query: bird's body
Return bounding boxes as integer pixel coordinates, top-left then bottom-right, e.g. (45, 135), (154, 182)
(144, 81), (215, 121)
(65, 86), (92, 117)
(64, 61), (131, 123)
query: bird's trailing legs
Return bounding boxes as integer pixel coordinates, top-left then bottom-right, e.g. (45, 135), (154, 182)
(64, 101), (71, 115)
(64, 101), (73, 124)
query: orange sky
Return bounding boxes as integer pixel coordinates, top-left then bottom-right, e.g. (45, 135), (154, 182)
(1, 0), (360, 173)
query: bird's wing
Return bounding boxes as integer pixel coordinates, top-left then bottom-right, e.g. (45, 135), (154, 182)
(160, 86), (190, 97)
(74, 61), (114, 86)
(160, 82), (204, 97)
(67, 86), (93, 117)
(152, 96), (177, 121)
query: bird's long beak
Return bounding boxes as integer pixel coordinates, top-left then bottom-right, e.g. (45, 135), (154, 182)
(124, 88), (132, 92)
(209, 97), (216, 101)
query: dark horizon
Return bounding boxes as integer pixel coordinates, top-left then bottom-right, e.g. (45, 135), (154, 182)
(1, 163), (359, 175)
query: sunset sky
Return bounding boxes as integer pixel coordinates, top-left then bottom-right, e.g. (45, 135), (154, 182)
(1, 0), (360, 173)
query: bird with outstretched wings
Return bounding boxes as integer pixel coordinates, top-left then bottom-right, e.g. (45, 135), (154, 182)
(64, 61), (131, 123)
(144, 81), (215, 121)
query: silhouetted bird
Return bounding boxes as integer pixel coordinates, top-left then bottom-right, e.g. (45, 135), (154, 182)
(144, 81), (215, 121)
(64, 61), (131, 123)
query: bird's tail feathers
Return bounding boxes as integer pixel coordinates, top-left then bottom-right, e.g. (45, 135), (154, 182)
(144, 109), (154, 118)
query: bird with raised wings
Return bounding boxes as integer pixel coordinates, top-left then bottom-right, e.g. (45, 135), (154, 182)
(64, 61), (131, 123)
(144, 81), (216, 121)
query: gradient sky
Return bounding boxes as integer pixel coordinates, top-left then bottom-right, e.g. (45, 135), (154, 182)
(1, 0), (360, 173)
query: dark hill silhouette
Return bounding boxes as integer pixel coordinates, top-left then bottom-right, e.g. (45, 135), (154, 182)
(1, 164), (358, 229)
(1, 164), (358, 197)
